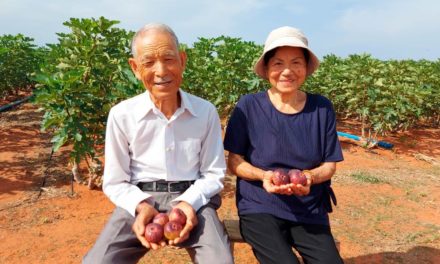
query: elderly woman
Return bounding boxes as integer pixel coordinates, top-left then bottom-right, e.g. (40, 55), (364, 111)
(224, 26), (344, 264)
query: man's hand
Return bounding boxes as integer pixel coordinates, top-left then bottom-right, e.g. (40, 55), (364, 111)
(132, 201), (166, 250)
(168, 201), (197, 245)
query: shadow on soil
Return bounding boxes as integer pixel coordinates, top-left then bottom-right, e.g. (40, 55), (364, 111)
(344, 246), (440, 264)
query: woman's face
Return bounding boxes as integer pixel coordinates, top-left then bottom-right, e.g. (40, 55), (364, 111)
(266, 46), (307, 94)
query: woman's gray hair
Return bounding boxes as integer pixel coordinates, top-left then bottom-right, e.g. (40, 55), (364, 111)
(131, 23), (180, 57)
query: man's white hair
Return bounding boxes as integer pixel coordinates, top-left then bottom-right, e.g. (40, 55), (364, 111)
(131, 23), (180, 57)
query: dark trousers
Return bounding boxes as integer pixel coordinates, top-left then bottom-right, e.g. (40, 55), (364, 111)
(239, 213), (343, 264)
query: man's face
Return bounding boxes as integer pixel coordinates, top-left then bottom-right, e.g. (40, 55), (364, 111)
(129, 30), (186, 101)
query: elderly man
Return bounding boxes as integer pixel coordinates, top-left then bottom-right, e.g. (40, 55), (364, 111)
(83, 23), (233, 264)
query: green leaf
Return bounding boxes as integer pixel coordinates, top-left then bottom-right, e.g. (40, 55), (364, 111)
(52, 134), (68, 152)
(74, 133), (82, 142)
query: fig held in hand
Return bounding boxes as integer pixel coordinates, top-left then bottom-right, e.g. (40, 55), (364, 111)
(288, 169), (307, 186)
(152, 213), (169, 226)
(145, 223), (164, 243)
(272, 168), (290, 186)
(164, 221), (183, 240)
(168, 207), (187, 226)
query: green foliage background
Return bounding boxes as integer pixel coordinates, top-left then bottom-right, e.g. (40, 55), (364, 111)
(0, 34), (46, 97)
(32, 17), (142, 165)
(182, 36), (265, 116)
(305, 54), (440, 133)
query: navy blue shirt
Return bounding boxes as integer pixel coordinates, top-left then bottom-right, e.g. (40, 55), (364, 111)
(224, 91), (343, 225)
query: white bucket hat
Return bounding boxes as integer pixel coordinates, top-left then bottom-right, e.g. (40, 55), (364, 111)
(254, 26), (320, 79)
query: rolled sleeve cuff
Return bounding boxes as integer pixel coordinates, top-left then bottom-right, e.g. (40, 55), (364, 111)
(171, 185), (209, 212)
(124, 191), (153, 217)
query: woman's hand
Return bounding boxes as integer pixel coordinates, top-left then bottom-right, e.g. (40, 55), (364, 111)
(262, 170), (312, 196)
(227, 153), (314, 196)
(288, 178), (312, 196)
(262, 170), (279, 193)
(262, 170), (292, 194)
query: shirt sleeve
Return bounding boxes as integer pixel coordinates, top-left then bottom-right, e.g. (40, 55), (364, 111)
(172, 105), (226, 212)
(102, 108), (152, 216)
(223, 97), (250, 156)
(324, 101), (344, 162)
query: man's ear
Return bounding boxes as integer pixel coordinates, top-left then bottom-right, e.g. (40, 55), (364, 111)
(179, 51), (187, 70)
(128, 58), (141, 80)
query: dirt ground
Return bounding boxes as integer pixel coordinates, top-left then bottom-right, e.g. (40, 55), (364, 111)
(1, 99), (440, 264)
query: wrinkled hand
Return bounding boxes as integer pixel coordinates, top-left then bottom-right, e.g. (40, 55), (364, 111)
(262, 170), (279, 193)
(294, 170), (313, 196)
(288, 179), (312, 196)
(262, 170), (291, 194)
(262, 170), (312, 196)
(168, 201), (197, 246)
(132, 203), (166, 250)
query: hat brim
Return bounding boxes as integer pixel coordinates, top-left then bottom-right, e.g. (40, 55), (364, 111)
(254, 37), (320, 79)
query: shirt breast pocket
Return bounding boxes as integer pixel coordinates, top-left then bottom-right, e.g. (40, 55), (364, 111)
(175, 139), (201, 171)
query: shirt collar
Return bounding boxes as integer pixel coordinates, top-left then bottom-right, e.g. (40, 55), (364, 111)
(179, 89), (198, 117)
(134, 89), (197, 122)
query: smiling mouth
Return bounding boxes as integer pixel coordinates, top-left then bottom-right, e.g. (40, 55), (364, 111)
(154, 80), (172, 85)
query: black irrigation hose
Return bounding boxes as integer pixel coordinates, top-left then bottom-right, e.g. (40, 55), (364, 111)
(0, 95), (33, 113)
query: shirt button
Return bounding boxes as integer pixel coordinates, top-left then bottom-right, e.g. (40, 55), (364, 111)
(166, 147), (171, 152)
